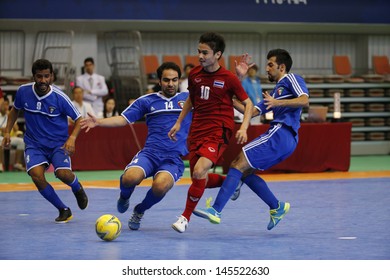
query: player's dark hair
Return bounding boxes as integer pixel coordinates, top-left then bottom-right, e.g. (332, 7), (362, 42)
(157, 62), (182, 80)
(32, 59), (53, 75)
(199, 32), (226, 56)
(267, 49), (293, 73)
(84, 57), (95, 64)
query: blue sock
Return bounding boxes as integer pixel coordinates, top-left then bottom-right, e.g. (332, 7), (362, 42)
(135, 189), (164, 213)
(119, 174), (136, 199)
(68, 176), (80, 193)
(213, 168), (243, 212)
(39, 184), (68, 210)
(243, 174), (278, 209)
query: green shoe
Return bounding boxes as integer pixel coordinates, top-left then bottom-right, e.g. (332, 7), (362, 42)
(267, 201), (290, 230)
(193, 197), (221, 224)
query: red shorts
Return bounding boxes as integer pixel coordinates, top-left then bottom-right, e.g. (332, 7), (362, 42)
(188, 129), (232, 171)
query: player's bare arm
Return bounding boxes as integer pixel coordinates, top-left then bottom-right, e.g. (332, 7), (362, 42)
(62, 117), (82, 156)
(168, 97), (192, 141)
(263, 92), (309, 110)
(62, 135), (76, 156)
(233, 99), (259, 117)
(235, 97), (253, 144)
(80, 113), (127, 132)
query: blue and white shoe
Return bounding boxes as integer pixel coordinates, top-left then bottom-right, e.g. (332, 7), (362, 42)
(230, 180), (244, 201)
(193, 197), (221, 224)
(128, 205), (144, 230)
(267, 201), (290, 230)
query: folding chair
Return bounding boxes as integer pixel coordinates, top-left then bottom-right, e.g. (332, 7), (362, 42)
(162, 55), (183, 69)
(185, 55), (200, 66)
(229, 55), (242, 73)
(332, 55), (364, 83)
(142, 55), (159, 77)
(372, 55), (390, 75)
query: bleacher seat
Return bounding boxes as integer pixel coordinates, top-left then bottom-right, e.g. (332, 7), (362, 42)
(332, 55), (364, 83)
(373, 55), (390, 74)
(372, 56), (390, 82)
(185, 55), (199, 66)
(162, 55), (183, 69)
(142, 55), (159, 77)
(219, 56), (226, 69)
(229, 55), (241, 72)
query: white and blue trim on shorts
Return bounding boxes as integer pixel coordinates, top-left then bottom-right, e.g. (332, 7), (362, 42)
(242, 123), (282, 170)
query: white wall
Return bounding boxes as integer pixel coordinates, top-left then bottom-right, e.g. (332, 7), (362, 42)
(1, 19), (389, 78)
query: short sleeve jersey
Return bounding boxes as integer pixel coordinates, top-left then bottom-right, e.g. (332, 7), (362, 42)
(121, 91), (191, 156)
(188, 65), (248, 137)
(13, 83), (81, 149)
(255, 73), (309, 134)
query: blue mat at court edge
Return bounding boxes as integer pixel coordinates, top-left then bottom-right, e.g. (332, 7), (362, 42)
(0, 177), (389, 260)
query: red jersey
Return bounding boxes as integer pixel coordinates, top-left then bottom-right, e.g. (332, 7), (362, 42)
(188, 65), (248, 139)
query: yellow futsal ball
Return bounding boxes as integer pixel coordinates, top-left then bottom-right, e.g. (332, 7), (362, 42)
(95, 214), (122, 241)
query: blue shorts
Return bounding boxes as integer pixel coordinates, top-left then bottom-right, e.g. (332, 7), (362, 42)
(124, 149), (184, 182)
(25, 145), (72, 173)
(242, 123), (297, 171)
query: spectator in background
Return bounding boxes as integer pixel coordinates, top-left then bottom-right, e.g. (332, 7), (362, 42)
(71, 86), (96, 119)
(0, 99), (26, 172)
(179, 63), (195, 92)
(241, 64), (263, 104)
(0, 87), (4, 107)
(76, 57), (108, 118)
(241, 64), (263, 124)
(102, 96), (118, 118)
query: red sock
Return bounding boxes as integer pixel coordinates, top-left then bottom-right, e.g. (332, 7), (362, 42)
(182, 178), (206, 221)
(205, 173), (226, 189)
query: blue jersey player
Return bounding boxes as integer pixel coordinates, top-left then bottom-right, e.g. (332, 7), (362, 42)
(1, 59), (88, 223)
(80, 62), (192, 230)
(194, 49), (310, 230)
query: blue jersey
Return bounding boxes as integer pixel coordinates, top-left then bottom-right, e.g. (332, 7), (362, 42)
(255, 73), (309, 134)
(13, 83), (81, 149)
(121, 92), (191, 156)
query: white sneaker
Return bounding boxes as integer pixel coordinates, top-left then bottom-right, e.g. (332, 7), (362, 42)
(13, 163), (26, 171)
(172, 215), (188, 233)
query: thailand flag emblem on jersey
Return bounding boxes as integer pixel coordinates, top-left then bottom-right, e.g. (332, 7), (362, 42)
(213, 80), (225, 88)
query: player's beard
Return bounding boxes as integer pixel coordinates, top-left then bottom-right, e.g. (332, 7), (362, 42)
(35, 82), (50, 95)
(267, 73), (276, 83)
(163, 86), (177, 97)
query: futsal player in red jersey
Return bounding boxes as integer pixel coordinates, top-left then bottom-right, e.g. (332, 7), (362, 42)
(169, 32), (254, 233)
